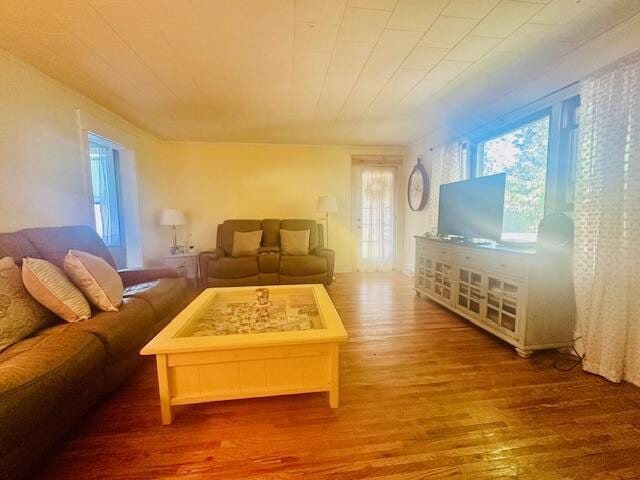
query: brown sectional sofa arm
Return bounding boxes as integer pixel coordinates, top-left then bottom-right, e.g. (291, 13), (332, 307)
(312, 247), (335, 285)
(118, 267), (183, 288)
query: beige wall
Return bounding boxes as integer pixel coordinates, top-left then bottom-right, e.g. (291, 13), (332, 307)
(139, 142), (404, 271)
(0, 49), (403, 272)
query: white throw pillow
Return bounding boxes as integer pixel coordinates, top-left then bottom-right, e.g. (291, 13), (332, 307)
(22, 257), (92, 323)
(64, 249), (123, 311)
(280, 229), (310, 256)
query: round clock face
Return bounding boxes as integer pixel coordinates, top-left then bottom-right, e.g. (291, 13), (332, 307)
(408, 162), (429, 211)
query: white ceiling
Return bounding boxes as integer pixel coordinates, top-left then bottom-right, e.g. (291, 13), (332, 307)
(1, 0), (639, 145)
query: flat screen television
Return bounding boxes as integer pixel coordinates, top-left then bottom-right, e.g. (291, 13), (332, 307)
(437, 173), (506, 241)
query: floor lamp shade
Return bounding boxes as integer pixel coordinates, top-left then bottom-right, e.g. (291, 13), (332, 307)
(317, 196), (338, 248)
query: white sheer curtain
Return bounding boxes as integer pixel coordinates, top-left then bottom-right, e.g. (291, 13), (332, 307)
(360, 167), (395, 272)
(89, 141), (121, 247)
(574, 51), (640, 386)
(425, 141), (465, 234)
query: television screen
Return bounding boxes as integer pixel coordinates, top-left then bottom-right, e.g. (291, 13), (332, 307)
(437, 173), (506, 241)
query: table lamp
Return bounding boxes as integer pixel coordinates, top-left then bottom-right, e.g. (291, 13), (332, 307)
(160, 208), (186, 254)
(316, 196), (338, 248)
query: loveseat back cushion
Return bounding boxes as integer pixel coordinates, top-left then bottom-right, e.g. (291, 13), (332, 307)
(0, 233), (39, 265)
(220, 220), (262, 255)
(280, 219), (319, 251)
(20, 225), (116, 269)
(261, 219), (281, 247)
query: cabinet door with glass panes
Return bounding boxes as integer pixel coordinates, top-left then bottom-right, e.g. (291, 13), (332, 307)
(484, 275), (523, 338)
(432, 260), (454, 305)
(455, 266), (485, 320)
(415, 253), (435, 293)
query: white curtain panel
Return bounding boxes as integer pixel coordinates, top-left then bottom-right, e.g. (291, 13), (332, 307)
(574, 51), (640, 386)
(425, 141), (465, 233)
(360, 167), (395, 272)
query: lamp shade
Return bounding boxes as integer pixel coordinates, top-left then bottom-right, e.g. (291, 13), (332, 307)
(317, 195), (338, 213)
(160, 208), (186, 226)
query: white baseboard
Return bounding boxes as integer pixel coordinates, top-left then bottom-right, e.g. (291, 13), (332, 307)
(403, 263), (415, 277)
(334, 262), (353, 274)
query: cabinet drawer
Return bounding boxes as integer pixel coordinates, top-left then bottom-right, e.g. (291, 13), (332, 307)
(483, 253), (525, 279)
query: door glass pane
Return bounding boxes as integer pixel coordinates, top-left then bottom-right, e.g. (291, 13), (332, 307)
(360, 167), (395, 271)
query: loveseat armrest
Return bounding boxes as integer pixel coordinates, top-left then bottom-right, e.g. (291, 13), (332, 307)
(198, 248), (226, 288)
(119, 267), (183, 288)
(312, 247), (335, 285)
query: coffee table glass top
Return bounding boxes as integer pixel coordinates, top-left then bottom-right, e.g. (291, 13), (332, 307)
(175, 287), (325, 338)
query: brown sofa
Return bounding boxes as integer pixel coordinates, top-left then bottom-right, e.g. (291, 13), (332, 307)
(199, 219), (335, 287)
(0, 225), (189, 479)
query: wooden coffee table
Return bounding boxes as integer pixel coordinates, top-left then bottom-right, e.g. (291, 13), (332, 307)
(141, 284), (348, 424)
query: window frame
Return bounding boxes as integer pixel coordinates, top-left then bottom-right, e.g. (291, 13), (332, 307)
(465, 90), (580, 242)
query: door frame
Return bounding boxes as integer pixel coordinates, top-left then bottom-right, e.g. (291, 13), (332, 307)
(350, 155), (403, 272)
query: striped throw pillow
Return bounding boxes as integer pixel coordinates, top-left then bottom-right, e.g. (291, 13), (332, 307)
(22, 257), (91, 322)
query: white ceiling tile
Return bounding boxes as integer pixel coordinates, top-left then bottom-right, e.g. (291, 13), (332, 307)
(532, 0), (600, 25)
(361, 29), (422, 78)
(348, 0), (398, 10)
(402, 46), (449, 70)
(472, 0), (545, 38)
(294, 22), (339, 52)
(446, 35), (502, 62)
(419, 16), (479, 48)
(494, 23), (560, 52)
(341, 74), (388, 116)
(367, 67), (425, 115)
(387, 0), (448, 31)
(295, 0), (347, 24)
(424, 59), (472, 81)
(338, 7), (390, 42)
(441, 0), (501, 19)
(316, 64), (362, 118)
(331, 40), (374, 67)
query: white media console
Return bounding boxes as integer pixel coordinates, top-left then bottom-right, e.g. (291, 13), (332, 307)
(414, 236), (575, 358)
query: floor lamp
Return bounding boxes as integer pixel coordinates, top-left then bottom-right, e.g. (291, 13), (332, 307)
(316, 196), (338, 248)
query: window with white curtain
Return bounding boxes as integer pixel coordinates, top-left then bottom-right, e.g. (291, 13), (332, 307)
(88, 134), (123, 249)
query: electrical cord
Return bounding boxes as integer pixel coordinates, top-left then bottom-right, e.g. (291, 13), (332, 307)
(553, 336), (585, 372)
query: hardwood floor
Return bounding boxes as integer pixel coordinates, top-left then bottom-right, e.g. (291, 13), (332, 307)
(36, 273), (640, 479)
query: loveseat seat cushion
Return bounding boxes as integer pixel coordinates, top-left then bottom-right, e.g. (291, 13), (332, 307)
(123, 277), (187, 320)
(0, 325), (105, 478)
(65, 297), (155, 363)
(280, 255), (327, 276)
(208, 256), (259, 279)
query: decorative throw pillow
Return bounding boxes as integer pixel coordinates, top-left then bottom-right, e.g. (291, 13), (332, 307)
(280, 229), (310, 256)
(0, 257), (55, 352)
(232, 230), (263, 257)
(22, 257), (91, 323)
(64, 249), (123, 311)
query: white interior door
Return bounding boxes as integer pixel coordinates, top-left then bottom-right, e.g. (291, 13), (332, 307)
(353, 166), (396, 272)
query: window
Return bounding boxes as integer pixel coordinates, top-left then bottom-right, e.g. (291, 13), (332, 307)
(475, 114), (550, 242)
(88, 134), (124, 249)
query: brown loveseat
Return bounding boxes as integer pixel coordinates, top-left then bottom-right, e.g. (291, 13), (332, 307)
(0, 225), (189, 479)
(199, 219), (335, 287)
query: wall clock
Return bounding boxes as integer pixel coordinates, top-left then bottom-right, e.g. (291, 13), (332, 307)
(408, 154), (429, 211)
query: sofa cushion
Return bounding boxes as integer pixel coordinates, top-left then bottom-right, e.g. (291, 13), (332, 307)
(280, 255), (327, 276)
(20, 225), (116, 269)
(261, 219), (281, 247)
(220, 220), (261, 255)
(0, 324), (105, 458)
(62, 297), (155, 363)
(22, 258), (92, 323)
(207, 256), (259, 279)
(232, 230), (263, 257)
(0, 257), (55, 353)
(124, 277), (187, 319)
(0, 232), (39, 265)
(281, 219), (319, 251)
(64, 250), (123, 311)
